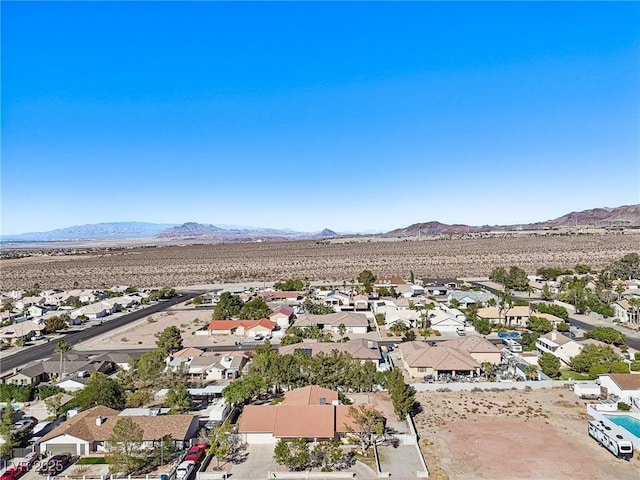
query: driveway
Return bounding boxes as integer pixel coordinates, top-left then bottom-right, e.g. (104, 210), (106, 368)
(378, 444), (426, 478)
(229, 443), (275, 479)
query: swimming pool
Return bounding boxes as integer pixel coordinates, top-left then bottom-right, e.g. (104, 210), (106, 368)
(605, 414), (640, 438)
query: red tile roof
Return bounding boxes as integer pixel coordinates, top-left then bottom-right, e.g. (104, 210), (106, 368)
(208, 318), (276, 330)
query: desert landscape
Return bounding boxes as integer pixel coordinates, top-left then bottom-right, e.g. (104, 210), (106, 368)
(1, 231), (638, 290)
(415, 388), (639, 480)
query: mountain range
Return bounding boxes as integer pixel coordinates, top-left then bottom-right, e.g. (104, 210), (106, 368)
(2, 204), (638, 243)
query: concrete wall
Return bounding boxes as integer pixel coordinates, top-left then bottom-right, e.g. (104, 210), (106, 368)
(266, 473), (355, 479)
(411, 380), (567, 392)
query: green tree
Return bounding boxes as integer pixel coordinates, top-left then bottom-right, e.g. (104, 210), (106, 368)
(385, 370), (415, 419)
(526, 316), (553, 334)
(207, 421), (239, 469)
(525, 365), (538, 380)
(344, 405), (386, 453)
(191, 296), (204, 305)
(302, 299), (335, 315)
(0, 405), (17, 456)
(575, 264), (592, 274)
(239, 297), (271, 320)
(538, 353), (561, 378)
(402, 330), (416, 342)
(164, 384), (192, 413)
(75, 372), (126, 410)
(155, 326), (183, 356)
(606, 253), (640, 280)
(535, 302), (568, 320)
(54, 340), (72, 379)
(570, 344), (622, 374)
(556, 322), (570, 332)
(44, 315), (68, 334)
(38, 384), (64, 400)
(389, 322), (408, 337)
(126, 390), (152, 408)
(274, 438), (311, 471)
(541, 283), (554, 301)
(474, 318), (492, 335)
(107, 417), (145, 474)
(337, 323), (347, 341)
(45, 393), (64, 418)
(213, 292), (244, 319)
(584, 327), (627, 347)
(222, 376), (266, 405)
(409, 271), (415, 284)
(313, 439), (344, 471)
(274, 279), (305, 291)
(357, 270), (377, 286)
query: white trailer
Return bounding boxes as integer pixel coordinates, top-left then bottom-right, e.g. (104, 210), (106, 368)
(573, 382), (602, 399)
(588, 419), (633, 460)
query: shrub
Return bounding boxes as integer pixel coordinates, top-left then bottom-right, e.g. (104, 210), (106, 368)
(630, 361), (640, 372)
(618, 402), (631, 411)
(588, 364), (610, 380)
(634, 352), (640, 361)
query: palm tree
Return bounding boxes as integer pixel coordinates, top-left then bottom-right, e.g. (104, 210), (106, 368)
(525, 365), (538, 381)
(55, 340), (72, 379)
(628, 297), (640, 325)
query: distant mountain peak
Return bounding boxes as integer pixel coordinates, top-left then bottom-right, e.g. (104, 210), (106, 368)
(316, 228), (338, 238)
(157, 222), (223, 237)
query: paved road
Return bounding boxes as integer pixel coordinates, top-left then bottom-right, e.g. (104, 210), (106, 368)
(0, 292), (200, 374)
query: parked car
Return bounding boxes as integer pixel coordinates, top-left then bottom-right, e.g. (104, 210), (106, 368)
(0, 466), (26, 480)
(37, 453), (72, 476)
(19, 452), (40, 469)
(30, 335), (44, 341)
(184, 444), (206, 463)
(175, 460), (196, 480)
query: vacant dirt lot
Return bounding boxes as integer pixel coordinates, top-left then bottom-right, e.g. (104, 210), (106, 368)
(415, 388), (639, 480)
(74, 304), (220, 352)
(1, 232), (638, 290)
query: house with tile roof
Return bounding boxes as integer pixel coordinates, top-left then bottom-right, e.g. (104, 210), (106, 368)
(293, 312), (369, 334)
(598, 374), (640, 408)
(207, 318), (276, 337)
(477, 305), (531, 327)
(269, 306), (294, 328)
(398, 341), (480, 378)
(237, 386), (361, 444)
(38, 405), (199, 456)
(278, 338), (387, 370)
(439, 336), (502, 364)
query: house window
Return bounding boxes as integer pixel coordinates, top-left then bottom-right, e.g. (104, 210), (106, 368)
(417, 367), (427, 373)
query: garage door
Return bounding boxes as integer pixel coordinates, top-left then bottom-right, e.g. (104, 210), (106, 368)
(44, 443), (78, 456)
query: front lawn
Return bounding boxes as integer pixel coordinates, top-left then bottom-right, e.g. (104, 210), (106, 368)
(76, 457), (107, 464)
(560, 370), (589, 381)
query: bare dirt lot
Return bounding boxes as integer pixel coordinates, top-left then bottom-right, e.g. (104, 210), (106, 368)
(74, 305), (217, 351)
(2, 232), (638, 290)
(414, 388), (639, 480)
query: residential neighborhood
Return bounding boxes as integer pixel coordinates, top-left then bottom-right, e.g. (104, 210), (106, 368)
(0, 255), (640, 479)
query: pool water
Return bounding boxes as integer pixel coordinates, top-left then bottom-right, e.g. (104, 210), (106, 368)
(605, 414), (640, 438)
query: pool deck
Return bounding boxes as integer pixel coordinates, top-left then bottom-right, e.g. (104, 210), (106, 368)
(588, 406), (640, 449)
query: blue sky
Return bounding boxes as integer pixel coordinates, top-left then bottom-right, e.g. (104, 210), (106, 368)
(2, 1), (639, 234)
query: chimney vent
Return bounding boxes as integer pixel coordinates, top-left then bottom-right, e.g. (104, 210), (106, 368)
(96, 416), (105, 426)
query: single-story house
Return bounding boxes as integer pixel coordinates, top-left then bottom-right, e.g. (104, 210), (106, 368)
(260, 291), (303, 303)
(598, 374), (640, 408)
(428, 309), (465, 333)
(0, 321), (44, 345)
(5, 363), (49, 386)
(237, 386), (361, 444)
(448, 290), (498, 309)
(439, 336), (502, 364)
(269, 307), (294, 328)
(374, 277), (406, 287)
(39, 406), (199, 456)
(398, 341), (480, 378)
(293, 312), (368, 334)
(207, 318), (276, 337)
(385, 309), (421, 329)
(278, 338), (388, 370)
(26, 394), (74, 421)
(56, 378), (89, 392)
(477, 306), (531, 327)
(535, 331), (583, 366)
(353, 295), (369, 311)
(70, 301), (116, 319)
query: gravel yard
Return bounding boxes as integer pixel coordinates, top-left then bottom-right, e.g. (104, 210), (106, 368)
(415, 387), (640, 480)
